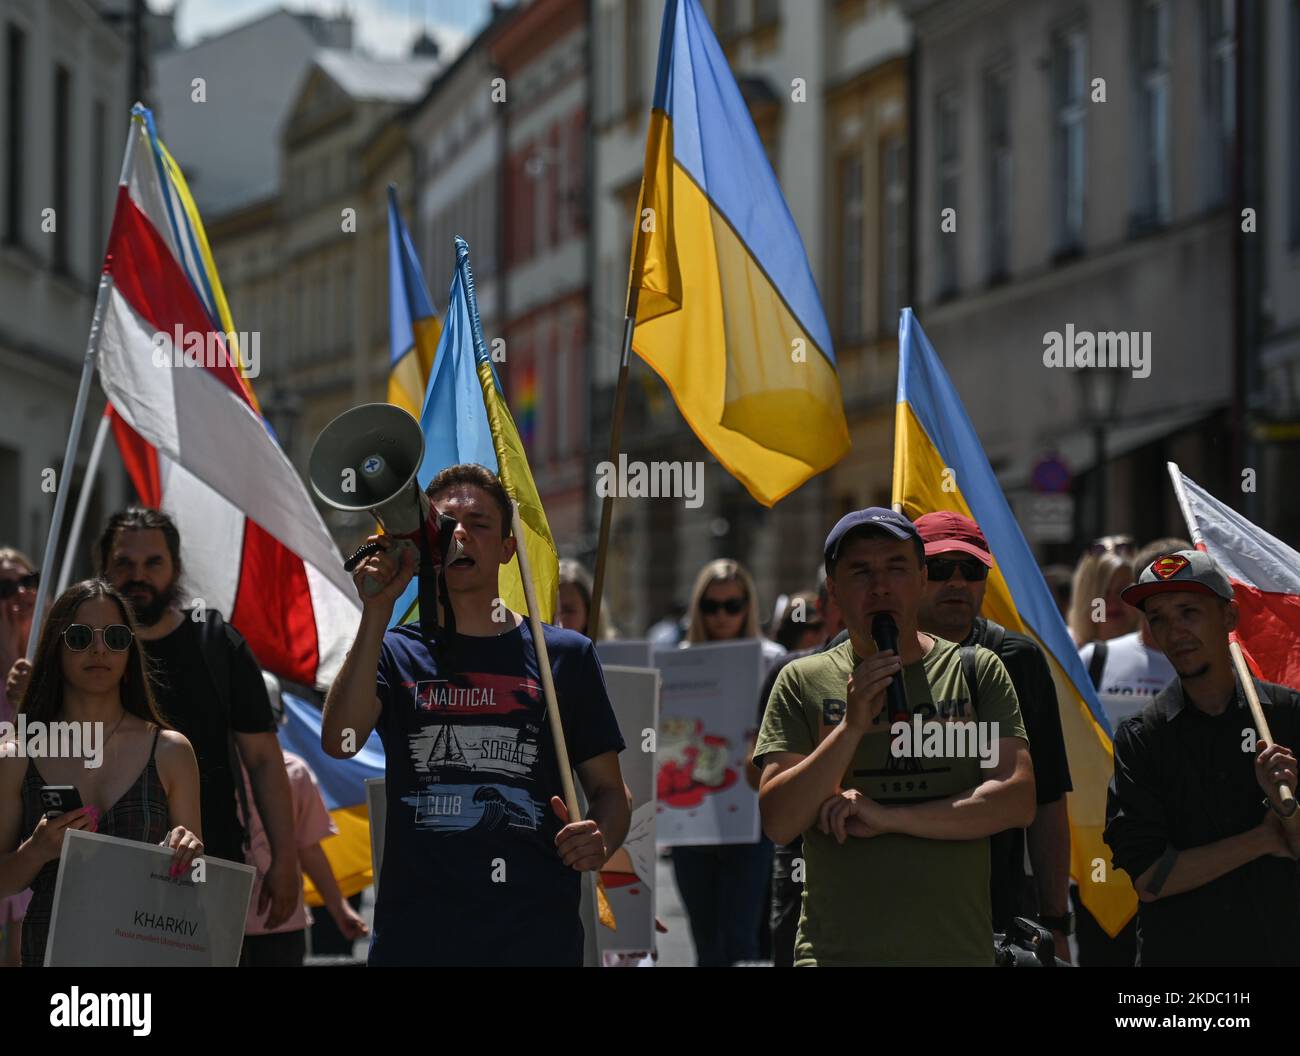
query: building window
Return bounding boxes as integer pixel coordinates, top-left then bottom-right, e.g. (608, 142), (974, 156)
(624, 0), (642, 118)
(837, 153), (864, 345)
(597, 0), (622, 124)
(716, 0), (738, 40)
(1203, 0), (1235, 207)
(755, 0), (780, 27)
(91, 99), (106, 277)
(52, 65), (71, 274)
(529, 142), (550, 257)
(1052, 25), (1088, 254)
(984, 66), (1012, 281)
(1133, 0), (1170, 227)
(5, 24), (26, 247)
(556, 317), (570, 458)
(935, 89), (960, 298)
(1291, 0), (1300, 248)
(880, 135), (906, 337)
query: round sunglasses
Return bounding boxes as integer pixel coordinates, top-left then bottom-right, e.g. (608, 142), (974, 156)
(700, 597), (746, 616)
(1085, 535), (1136, 557)
(62, 623), (134, 652)
(926, 558), (989, 582)
(0, 572), (39, 600)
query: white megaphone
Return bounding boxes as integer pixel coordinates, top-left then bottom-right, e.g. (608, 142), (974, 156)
(309, 403), (444, 596)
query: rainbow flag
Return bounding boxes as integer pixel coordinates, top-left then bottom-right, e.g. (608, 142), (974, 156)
(387, 185), (441, 418)
(516, 363), (537, 451)
(892, 308), (1135, 937)
(630, 0), (849, 506)
(277, 691), (384, 904)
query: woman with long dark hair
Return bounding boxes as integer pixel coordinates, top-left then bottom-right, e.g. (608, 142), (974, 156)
(0, 579), (203, 966)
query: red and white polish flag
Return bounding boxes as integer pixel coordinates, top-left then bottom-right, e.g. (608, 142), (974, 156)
(97, 108), (359, 689)
(1170, 463), (1300, 691)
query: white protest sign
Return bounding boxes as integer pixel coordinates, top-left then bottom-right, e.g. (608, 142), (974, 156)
(597, 665), (660, 959)
(654, 640), (762, 847)
(45, 829), (254, 966)
(596, 639), (653, 669)
(365, 776), (386, 896)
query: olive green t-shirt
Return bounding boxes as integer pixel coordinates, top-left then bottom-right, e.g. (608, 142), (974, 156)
(753, 636), (1028, 967)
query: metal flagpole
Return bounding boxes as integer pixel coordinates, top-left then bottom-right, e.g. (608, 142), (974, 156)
(55, 412), (112, 596)
(26, 106), (142, 659)
(1165, 461), (1205, 548)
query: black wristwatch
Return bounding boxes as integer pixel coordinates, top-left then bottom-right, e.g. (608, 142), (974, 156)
(1037, 912), (1075, 935)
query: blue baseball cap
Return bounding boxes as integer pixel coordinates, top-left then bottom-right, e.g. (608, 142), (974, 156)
(824, 507), (922, 566)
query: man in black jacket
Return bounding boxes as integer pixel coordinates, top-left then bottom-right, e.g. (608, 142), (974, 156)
(1104, 549), (1300, 965)
(913, 512), (1074, 957)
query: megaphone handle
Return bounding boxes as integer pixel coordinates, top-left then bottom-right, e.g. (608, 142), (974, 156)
(345, 538), (416, 597)
(344, 539), (384, 573)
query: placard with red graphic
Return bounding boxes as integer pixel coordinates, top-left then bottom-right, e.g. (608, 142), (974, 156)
(653, 640), (762, 846)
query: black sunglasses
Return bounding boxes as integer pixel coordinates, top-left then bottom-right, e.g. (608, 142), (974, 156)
(0, 572), (39, 600)
(63, 624), (134, 652)
(1086, 536), (1136, 557)
(926, 558), (989, 582)
(700, 598), (746, 616)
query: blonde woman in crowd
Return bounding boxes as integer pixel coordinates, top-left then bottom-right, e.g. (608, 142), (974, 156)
(670, 559), (784, 966)
(1067, 537), (1139, 646)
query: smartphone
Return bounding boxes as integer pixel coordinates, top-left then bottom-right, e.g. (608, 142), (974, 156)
(39, 785), (84, 818)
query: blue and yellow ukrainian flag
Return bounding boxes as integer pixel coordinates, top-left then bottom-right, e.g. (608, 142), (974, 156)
(387, 185), (442, 418)
(391, 236), (558, 627)
(892, 309), (1135, 937)
(278, 690), (385, 904)
(631, 0), (849, 506)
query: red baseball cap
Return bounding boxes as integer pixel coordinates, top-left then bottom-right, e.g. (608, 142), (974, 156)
(914, 511), (993, 567)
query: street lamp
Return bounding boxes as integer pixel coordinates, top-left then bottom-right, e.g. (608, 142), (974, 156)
(1074, 367), (1122, 538)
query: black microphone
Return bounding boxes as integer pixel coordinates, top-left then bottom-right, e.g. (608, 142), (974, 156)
(870, 613), (910, 724)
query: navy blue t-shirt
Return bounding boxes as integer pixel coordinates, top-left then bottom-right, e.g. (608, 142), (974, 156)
(369, 619), (625, 967)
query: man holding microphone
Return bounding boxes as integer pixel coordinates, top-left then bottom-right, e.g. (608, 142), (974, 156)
(755, 509), (1034, 966)
(323, 464), (629, 967)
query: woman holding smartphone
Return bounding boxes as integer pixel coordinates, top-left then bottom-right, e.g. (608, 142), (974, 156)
(0, 579), (203, 966)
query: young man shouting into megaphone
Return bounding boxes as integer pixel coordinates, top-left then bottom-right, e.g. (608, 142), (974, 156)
(323, 463), (629, 967)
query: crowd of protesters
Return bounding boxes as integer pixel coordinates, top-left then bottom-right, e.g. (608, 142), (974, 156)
(1, 469), (1297, 967)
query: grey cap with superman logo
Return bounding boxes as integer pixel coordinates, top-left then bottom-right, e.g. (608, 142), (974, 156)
(1120, 549), (1234, 610)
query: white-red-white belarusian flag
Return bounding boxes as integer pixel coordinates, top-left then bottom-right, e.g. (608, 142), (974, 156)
(97, 106), (359, 689)
(1169, 462), (1300, 691)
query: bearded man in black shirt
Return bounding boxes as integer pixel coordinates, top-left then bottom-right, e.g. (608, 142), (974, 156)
(96, 508), (298, 932)
(1105, 550), (1300, 966)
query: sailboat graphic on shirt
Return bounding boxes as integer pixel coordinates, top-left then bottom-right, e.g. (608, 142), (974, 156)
(427, 723), (471, 771)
